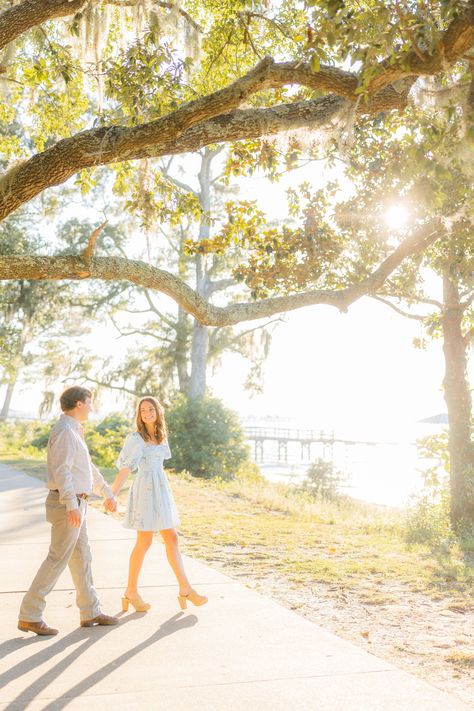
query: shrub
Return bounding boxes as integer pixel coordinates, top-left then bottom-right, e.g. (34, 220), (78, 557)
(403, 431), (454, 547)
(93, 413), (130, 435)
(404, 489), (453, 547)
(85, 413), (130, 468)
(301, 458), (348, 501)
(30, 423), (52, 449)
(0, 414), (131, 470)
(166, 395), (249, 478)
(0, 419), (52, 452)
(234, 459), (264, 483)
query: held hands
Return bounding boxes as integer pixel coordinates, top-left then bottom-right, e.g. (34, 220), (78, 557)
(104, 496), (117, 513)
(67, 508), (82, 528)
(67, 498), (116, 524)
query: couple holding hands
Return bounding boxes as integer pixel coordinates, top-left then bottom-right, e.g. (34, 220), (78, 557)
(18, 386), (207, 636)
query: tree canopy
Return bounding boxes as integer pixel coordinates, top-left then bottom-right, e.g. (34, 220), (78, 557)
(0, 0), (472, 324)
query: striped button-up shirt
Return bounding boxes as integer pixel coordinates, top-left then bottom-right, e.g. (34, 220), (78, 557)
(46, 413), (113, 511)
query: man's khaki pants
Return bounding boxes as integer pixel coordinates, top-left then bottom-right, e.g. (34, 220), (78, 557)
(19, 490), (101, 623)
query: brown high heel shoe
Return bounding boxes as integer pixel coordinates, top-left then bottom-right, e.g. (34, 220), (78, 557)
(121, 594), (151, 612)
(178, 588), (208, 610)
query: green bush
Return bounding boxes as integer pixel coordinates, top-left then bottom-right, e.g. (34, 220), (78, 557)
(166, 395), (249, 478)
(0, 414), (131, 469)
(85, 413), (130, 468)
(30, 423), (52, 449)
(301, 458), (348, 501)
(404, 431), (454, 547)
(404, 490), (453, 548)
(234, 459), (264, 483)
(93, 413), (130, 435)
(0, 419), (52, 453)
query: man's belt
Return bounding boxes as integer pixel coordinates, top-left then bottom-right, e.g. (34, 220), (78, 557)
(50, 489), (89, 500)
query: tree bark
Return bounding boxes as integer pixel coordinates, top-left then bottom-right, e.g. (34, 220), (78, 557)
(0, 0), (87, 51)
(188, 321), (208, 399)
(175, 305), (190, 393)
(0, 97), (354, 222)
(0, 319), (29, 419)
(0, 378), (16, 419)
(0, 222), (440, 325)
(188, 148), (213, 398)
(442, 270), (474, 531)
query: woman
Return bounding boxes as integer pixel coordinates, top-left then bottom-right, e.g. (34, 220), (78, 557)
(111, 396), (207, 612)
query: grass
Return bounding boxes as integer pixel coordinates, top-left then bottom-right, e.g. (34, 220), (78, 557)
(168, 473), (473, 602)
(445, 651), (474, 669)
(1, 452), (473, 606)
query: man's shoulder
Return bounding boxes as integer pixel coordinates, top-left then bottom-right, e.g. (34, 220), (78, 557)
(49, 417), (76, 441)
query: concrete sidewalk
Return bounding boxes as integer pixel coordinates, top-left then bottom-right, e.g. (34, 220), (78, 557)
(0, 463), (470, 711)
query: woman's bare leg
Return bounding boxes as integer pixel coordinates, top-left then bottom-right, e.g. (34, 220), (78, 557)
(160, 528), (191, 596)
(125, 530), (153, 598)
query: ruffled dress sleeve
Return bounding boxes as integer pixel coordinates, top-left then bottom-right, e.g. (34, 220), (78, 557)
(163, 440), (171, 460)
(116, 432), (144, 472)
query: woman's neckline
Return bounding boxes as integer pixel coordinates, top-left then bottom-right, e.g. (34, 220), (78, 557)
(136, 432), (165, 447)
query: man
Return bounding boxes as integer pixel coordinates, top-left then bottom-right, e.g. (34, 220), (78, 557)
(18, 386), (119, 635)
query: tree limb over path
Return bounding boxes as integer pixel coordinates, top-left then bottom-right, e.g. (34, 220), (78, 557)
(0, 0), (88, 52)
(0, 225), (440, 325)
(0, 70), (407, 223)
(0, 2), (472, 222)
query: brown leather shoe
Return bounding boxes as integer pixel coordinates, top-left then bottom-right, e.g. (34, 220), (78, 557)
(80, 612), (119, 628)
(18, 619), (58, 636)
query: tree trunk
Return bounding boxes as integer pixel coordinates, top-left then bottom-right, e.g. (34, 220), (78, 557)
(176, 305), (190, 393)
(188, 148), (214, 399)
(188, 321), (208, 399)
(0, 378), (16, 419)
(442, 271), (474, 531)
(0, 318), (29, 420)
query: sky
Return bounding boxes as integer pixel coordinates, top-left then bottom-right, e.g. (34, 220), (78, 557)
(210, 298), (446, 438)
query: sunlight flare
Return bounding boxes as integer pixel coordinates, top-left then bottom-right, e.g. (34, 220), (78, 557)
(384, 205), (409, 230)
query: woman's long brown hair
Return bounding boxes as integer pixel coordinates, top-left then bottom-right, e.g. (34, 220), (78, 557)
(136, 396), (167, 444)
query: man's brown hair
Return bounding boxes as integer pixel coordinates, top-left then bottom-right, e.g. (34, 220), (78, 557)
(60, 386), (92, 412)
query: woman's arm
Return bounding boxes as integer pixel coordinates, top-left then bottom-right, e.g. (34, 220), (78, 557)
(110, 467), (131, 496)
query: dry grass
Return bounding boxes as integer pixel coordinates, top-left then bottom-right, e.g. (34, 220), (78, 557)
(445, 651), (474, 669)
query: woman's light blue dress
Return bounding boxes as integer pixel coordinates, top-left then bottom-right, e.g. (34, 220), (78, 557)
(117, 432), (180, 531)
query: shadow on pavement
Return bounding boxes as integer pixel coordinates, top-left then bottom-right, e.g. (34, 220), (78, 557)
(2, 612), (196, 710)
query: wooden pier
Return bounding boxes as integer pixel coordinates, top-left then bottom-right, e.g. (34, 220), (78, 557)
(244, 426), (399, 464)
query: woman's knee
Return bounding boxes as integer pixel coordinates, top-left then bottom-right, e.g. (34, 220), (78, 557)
(161, 528), (178, 546)
(136, 532), (153, 550)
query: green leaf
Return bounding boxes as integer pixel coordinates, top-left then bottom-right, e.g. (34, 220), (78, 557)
(311, 54), (321, 73)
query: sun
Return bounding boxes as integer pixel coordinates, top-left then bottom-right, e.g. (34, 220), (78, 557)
(384, 205), (409, 230)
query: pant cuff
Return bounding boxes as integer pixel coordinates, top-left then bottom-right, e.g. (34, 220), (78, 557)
(80, 606), (101, 621)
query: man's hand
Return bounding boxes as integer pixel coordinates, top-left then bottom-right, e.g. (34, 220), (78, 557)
(104, 496), (117, 513)
(67, 508), (82, 528)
